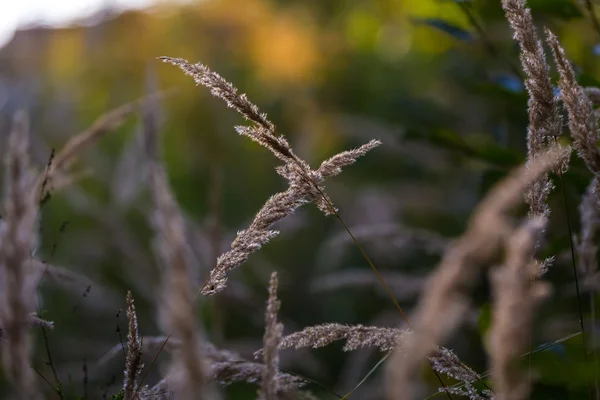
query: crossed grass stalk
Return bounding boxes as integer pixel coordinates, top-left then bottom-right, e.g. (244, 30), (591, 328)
(146, 3), (600, 397)
(113, 48), (566, 398)
(125, 55), (467, 399)
(147, 54), (574, 400)
(0, 51), (438, 399)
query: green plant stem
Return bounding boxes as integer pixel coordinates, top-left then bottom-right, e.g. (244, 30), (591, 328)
(559, 172), (592, 399)
(583, 0), (600, 39)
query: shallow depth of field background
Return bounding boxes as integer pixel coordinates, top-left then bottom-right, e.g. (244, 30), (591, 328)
(0, 0), (599, 398)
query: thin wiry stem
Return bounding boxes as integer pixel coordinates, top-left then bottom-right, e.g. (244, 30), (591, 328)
(547, 30), (597, 398)
(458, 2), (523, 79)
(40, 324), (63, 398)
(310, 270), (425, 299)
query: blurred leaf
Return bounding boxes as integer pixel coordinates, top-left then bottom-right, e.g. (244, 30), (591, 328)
(411, 18), (473, 41)
(409, 128), (522, 168)
(534, 344), (598, 387)
(577, 72), (600, 87)
(346, 10), (381, 51)
(489, 74), (525, 93)
(479, 168), (507, 197)
(466, 72), (528, 101)
(535, 342), (567, 359)
(528, 0), (583, 19)
(478, 302), (492, 335)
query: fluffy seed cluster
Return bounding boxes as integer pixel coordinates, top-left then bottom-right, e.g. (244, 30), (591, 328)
(254, 323), (408, 356)
(124, 291), (144, 400)
(502, 0), (564, 221)
(546, 30), (600, 175)
(160, 57), (381, 295)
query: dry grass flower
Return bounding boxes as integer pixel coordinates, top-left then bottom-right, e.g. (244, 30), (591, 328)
(385, 146), (566, 400)
(310, 270), (426, 301)
(502, 0), (569, 279)
(147, 123), (210, 400)
(0, 111), (41, 399)
(502, 0), (564, 221)
(255, 323), (408, 356)
(577, 178), (600, 285)
(131, 340), (308, 399)
(429, 347), (492, 400)
(488, 218), (551, 400)
(124, 291), (144, 400)
(26, 313), (54, 330)
(546, 29), (600, 175)
(159, 57), (296, 163)
(584, 86), (600, 106)
(258, 272), (283, 400)
(36, 91), (173, 202)
(159, 57), (380, 295)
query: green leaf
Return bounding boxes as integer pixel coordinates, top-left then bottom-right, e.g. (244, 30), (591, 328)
(478, 302), (492, 336)
(528, 0), (583, 19)
(411, 18), (473, 41)
(111, 390), (125, 400)
(479, 168), (508, 197)
(412, 129), (522, 168)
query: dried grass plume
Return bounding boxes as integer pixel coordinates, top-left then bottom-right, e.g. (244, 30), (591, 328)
(385, 146), (566, 400)
(488, 218), (551, 400)
(159, 57), (380, 295)
(0, 111), (41, 399)
(257, 272), (283, 400)
(124, 291), (144, 400)
(146, 103), (211, 400)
